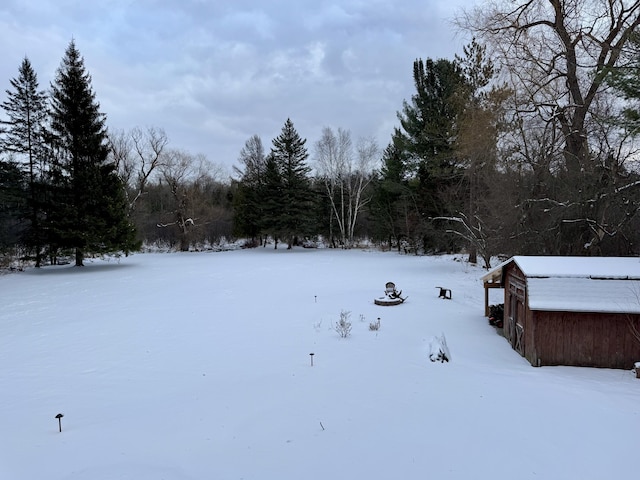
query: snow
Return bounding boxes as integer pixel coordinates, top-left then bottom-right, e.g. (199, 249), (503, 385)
(485, 255), (640, 313)
(500, 255), (640, 279)
(1, 249), (639, 480)
(527, 277), (640, 313)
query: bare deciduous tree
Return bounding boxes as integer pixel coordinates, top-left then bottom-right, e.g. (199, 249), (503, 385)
(458, 0), (640, 175)
(233, 135), (267, 245)
(234, 134), (265, 185)
(457, 0), (640, 255)
(108, 128), (134, 185)
(108, 126), (168, 214)
(314, 127), (378, 247)
(158, 150), (214, 251)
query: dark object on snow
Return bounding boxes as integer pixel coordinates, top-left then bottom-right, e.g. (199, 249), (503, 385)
(488, 303), (504, 328)
(374, 281), (407, 306)
(429, 334), (451, 363)
(436, 287), (452, 299)
(55, 413), (64, 432)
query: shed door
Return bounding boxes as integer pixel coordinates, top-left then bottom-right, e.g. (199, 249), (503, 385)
(508, 285), (526, 357)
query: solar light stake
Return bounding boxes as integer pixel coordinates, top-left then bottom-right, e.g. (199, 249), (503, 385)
(55, 413), (64, 432)
(310, 353), (315, 366)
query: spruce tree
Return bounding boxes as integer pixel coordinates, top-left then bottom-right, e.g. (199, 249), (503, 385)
(0, 57), (49, 265)
(270, 118), (313, 248)
(260, 153), (285, 248)
(49, 40), (138, 266)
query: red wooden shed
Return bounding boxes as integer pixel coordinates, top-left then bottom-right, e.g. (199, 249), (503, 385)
(482, 256), (640, 369)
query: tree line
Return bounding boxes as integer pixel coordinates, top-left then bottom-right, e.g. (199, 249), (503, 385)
(3, 1), (640, 268)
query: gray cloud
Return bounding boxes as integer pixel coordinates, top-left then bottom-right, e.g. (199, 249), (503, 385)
(0, 0), (470, 172)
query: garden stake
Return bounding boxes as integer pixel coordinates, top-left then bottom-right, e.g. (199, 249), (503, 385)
(310, 353), (314, 366)
(55, 413), (64, 432)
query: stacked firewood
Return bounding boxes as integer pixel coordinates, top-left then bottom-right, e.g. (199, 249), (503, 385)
(488, 304), (504, 328)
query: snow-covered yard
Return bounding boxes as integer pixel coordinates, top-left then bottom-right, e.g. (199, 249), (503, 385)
(0, 248), (638, 479)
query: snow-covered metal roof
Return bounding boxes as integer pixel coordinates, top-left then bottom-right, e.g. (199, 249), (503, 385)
(527, 277), (640, 313)
(510, 255), (640, 279)
(483, 256), (640, 314)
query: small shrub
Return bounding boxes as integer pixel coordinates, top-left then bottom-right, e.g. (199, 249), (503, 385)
(369, 317), (381, 331)
(334, 310), (352, 338)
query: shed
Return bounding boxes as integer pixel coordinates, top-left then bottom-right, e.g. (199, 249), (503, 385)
(482, 256), (640, 369)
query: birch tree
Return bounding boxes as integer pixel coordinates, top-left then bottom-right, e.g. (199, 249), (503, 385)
(314, 127), (378, 247)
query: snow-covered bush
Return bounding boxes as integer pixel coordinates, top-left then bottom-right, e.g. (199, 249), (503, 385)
(334, 310), (352, 338)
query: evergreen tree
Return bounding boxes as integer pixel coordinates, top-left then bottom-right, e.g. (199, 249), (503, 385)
(398, 59), (466, 174)
(232, 135), (267, 244)
(0, 159), (28, 252)
(370, 132), (418, 249)
(49, 40), (138, 266)
(260, 153), (285, 247)
(270, 118), (313, 248)
(396, 58), (469, 251)
(0, 57), (49, 265)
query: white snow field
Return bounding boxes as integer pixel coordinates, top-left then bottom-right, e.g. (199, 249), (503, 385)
(0, 248), (638, 480)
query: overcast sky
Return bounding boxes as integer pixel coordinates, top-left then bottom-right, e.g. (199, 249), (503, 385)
(1, 0), (472, 174)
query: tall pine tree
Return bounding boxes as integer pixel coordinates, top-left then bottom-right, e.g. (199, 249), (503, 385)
(49, 40), (138, 266)
(0, 57), (49, 266)
(396, 58), (469, 251)
(260, 153), (285, 247)
(270, 118), (313, 249)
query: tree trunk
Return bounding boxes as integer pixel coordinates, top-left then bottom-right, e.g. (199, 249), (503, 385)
(467, 246), (477, 265)
(75, 248), (84, 266)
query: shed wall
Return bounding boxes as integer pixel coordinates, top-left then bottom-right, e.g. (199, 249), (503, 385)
(530, 312), (640, 369)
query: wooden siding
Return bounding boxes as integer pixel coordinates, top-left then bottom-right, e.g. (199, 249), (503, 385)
(504, 263), (526, 353)
(529, 312), (640, 369)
